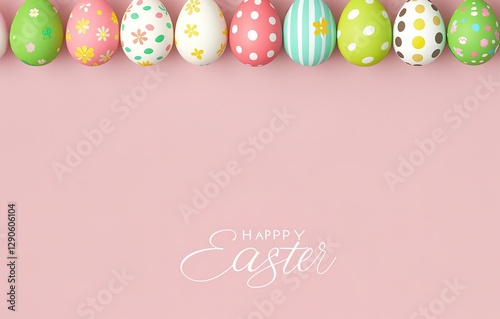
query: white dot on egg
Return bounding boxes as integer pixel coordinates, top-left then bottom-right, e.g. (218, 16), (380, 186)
(254, 0), (261, 5)
(236, 45), (242, 54)
(269, 16), (276, 25)
(348, 43), (356, 51)
(232, 25), (238, 34)
(236, 10), (242, 18)
(381, 42), (389, 50)
(251, 11), (259, 19)
(363, 26), (375, 36)
(337, 30), (341, 38)
(482, 53), (488, 57)
(249, 52), (258, 60)
(348, 9), (359, 20)
(269, 33), (277, 42)
(471, 12), (478, 16)
(362, 56), (374, 64)
(366, 0), (374, 4)
(267, 50), (275, 58)
(247, 30), (258, 41)
(382, 10), (388, 19)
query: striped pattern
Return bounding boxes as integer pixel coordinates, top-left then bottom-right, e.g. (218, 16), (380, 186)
(284, 0), (336, 66)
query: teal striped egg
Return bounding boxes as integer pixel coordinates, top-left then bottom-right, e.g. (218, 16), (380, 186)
(284, 0), (336, 66)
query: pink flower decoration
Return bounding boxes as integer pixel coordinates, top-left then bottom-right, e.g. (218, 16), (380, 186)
(480, 39), (488, 47)
(482, 8), (490, 17)
(460, 6), (466, 11)
(450, 24), (457, 34)
(26, 42), (35, 53)
(495, 30), (500, 40)
(471, 52), (478, 57)
(454, 47), (463, 56)
(485, 25), (492, 32)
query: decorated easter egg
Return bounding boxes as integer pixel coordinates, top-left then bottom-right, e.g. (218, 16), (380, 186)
(120, 0), (174, 66)
(175, 0), (228, 66)
(66, 0), (120, 66)
(229, 0), (282, 67)
(0, 11), (8, 59)
(393, 0), (446, 66)
(283, 0), (336, 66)
(337, 0), (392, 66)
(447, 0), (500, 65)
(10, 0), (63, 66)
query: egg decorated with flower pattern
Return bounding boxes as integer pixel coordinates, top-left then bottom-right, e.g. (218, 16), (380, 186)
(393, 0), (446, 66)
(66, 0), (120, 66)
(447, 0), (500, 65)
(120, 0), (174, 66)
(283, 0), (336, 66)
(337, 0), (392, 66)
(229, 0), (282, 67)
(0, 11), (8, 59)
(10, 0), (64, 66)
(175, 0), (228, 66)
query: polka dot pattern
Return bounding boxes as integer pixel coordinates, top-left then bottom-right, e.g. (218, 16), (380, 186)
(447, 0), (500, 65)
(229, 0), (282, 66)
(121, 0), (174, 65)
(393, 0), (446, 66)
(337, 0), (392, 66)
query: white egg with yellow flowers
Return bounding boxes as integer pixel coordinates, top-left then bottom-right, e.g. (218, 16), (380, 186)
(175, 0), (228, 66)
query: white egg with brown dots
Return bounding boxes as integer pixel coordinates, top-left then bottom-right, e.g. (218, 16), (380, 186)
(393, 0), (446, 66)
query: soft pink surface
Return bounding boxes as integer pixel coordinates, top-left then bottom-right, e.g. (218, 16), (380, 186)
(0, 0), (499, 319)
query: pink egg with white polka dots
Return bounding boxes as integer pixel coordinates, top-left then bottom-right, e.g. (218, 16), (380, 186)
(229, 0), (282, 66)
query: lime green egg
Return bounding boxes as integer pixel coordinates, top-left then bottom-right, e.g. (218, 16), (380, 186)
(10, 0), (64, 66)
(337, 0), (392, 66)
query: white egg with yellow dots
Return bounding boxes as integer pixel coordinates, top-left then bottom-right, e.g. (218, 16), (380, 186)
(393, 0), (446, 66)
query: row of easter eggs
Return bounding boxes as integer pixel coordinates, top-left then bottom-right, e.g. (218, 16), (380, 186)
(0, 0), (499, 67)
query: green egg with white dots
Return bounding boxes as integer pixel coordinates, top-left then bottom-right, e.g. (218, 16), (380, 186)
(337, 0), (392, 66)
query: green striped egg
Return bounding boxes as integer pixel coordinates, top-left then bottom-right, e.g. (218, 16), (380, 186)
(284, 0), (336, 66)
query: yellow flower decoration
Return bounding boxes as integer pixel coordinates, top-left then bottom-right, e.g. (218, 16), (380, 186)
(222, 27), (227, 36)
(92, 62), (99, 66)
(66, 31), (71, 41)
(75, 18), (90, 34)
(75, 46), (94, 64)
(185, 0), (200, 15)
(216, 43), (226, 57)
(137, 61), (153, 66)
(184, 24), (199, 38)
(313, 17), (329, 36)
(218, 9), (224, 19)
(111, 12), (118, 24)
(191, 48), (204, 60)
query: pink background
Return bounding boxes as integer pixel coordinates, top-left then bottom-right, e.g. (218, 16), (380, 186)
(1, 0), (499, 318)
